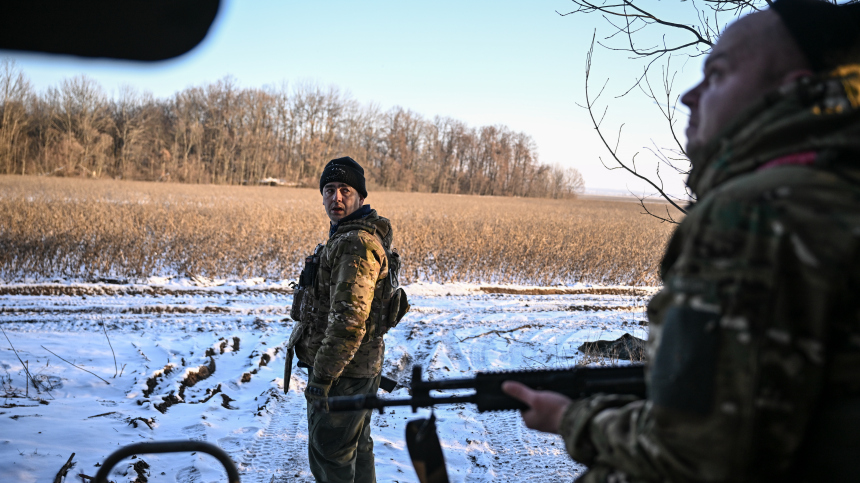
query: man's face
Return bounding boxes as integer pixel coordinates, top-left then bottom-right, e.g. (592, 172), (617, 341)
(681, 12), (783, 156)
(322, 182), (364, 222)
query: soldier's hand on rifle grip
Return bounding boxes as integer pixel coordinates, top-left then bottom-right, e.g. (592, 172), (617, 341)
(306, 378), (333, 412)
(502, 381), (572, 434)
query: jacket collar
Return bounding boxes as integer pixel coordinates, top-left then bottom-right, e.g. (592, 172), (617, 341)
(329, 204), (372, 238)
(329, 207), (393, 250)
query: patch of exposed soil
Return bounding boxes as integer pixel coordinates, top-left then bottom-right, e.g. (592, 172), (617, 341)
(145, 357), (218, 413)
(479, 286), (655, 296)
(182, 357), (216, 387)
(0, 307), (113, 315)
(578, 333), (647, 362)
(205, 339), (231, 357)
(143, 364), (175, 398)
(197, 384), (222, 404)
(254, 387), (287, 417)
(154, 392), (182, 414)
(0, 284), (293, 297)
(127, 416), (155, 429)
(131, 459), (150, 483)
(124, 306), (233, 315)
(221, 394), (238, 410)
(564, 304), (639, 312)
(258, 347), (281, 368)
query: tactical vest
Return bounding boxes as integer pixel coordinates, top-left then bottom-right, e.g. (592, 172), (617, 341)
(289, 243), (323, 324)
(290, 224), (409, 340)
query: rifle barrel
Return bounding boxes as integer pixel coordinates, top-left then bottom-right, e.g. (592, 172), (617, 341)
(324, 365), (647, 412)
(326, 393), (477, 412)
(416, 377), (481, 391)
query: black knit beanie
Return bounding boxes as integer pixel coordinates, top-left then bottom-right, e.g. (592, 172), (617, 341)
(319, 156), (367, 198)
(771, 0), (860, 72)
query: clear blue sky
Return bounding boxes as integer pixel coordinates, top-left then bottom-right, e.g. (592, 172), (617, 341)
(5, 0), (707, 194)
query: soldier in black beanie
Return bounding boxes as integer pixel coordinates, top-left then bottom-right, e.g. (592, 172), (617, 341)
(771, 0), (860, 72)
(288, 155), (403, 483)
(319, 156), (368, 199)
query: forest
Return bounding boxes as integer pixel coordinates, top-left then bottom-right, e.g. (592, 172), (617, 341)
(0, 60), (584, 199)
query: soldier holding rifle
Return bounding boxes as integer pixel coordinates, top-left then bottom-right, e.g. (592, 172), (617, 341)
(504, 1), (860, 481)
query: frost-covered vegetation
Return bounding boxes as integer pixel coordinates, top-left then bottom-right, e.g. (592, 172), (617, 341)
(0, 177), (675, 285)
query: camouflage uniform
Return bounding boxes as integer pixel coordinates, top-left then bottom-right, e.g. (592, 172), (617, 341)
(292, 208), (392, 483)
(561, 66), (860, 482)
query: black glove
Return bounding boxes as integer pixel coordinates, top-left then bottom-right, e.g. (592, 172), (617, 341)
(305, 378), (332, 412)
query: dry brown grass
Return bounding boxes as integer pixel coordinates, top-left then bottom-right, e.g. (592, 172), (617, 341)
(0, 176), (676, 285)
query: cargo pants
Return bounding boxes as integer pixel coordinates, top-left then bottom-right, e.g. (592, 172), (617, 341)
(307, 372), (381, 483)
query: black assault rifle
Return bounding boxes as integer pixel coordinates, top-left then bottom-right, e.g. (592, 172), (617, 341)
(320, 364), (646, 413)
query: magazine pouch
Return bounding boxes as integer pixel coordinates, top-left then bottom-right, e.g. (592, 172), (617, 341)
(290, 244), (324, 322)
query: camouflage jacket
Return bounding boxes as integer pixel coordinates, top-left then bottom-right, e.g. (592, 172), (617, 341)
(293, 209), (391, 380)
(562, 65), (860, 482)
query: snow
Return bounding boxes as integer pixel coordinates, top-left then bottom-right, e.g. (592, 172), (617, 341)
(0, 281), (651, 483)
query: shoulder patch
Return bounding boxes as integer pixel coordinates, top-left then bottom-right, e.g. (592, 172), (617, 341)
(650, 305), (720, 415)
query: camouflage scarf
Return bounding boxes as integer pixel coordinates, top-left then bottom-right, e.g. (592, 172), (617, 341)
(687, 64), (860, 198)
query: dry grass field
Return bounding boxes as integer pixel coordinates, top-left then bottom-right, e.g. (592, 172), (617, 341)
(0, 176), (676, 285)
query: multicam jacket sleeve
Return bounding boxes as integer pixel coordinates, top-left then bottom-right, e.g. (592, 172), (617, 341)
(313, 230), (385, 382)
(561, 165), (860, 482)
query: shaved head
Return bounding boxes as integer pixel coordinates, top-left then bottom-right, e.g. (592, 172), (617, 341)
(682, 10), (811, 158)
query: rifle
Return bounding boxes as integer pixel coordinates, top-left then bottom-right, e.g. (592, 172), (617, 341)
(321, 364), (646, 413)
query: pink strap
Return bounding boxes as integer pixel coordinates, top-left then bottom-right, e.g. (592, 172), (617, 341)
(757, 151), (817, 171)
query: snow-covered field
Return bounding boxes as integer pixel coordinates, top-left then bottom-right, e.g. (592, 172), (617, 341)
(0, 280), (654, 483)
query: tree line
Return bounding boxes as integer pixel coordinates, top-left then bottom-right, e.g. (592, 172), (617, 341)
(0, 59), (584, 199)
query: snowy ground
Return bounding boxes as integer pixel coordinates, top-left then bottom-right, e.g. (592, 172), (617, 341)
(0, 280), (655, 483)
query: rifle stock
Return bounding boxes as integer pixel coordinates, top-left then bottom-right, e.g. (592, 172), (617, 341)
(323, 364), (645, 413)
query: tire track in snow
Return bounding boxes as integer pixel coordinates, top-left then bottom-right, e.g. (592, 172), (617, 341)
(470, 410), (584, 482)
(437, 309), (591, 481)
(277, 389), (313, 483)
(238, 389), (313, 483)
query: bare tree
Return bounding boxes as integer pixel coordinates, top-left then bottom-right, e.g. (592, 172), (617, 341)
(561, 0), (777, 222)
(50, 75), (113, 178)
(0, 59), (31, 175)
(112, 85), (160, 180)
(563, 165), (586, 197)
(170, 86), (206, 182)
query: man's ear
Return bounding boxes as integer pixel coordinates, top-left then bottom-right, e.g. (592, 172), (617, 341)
(781, 69), (814, 85)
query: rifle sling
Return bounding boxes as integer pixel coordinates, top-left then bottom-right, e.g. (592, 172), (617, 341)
(406, 415), (450, 483)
